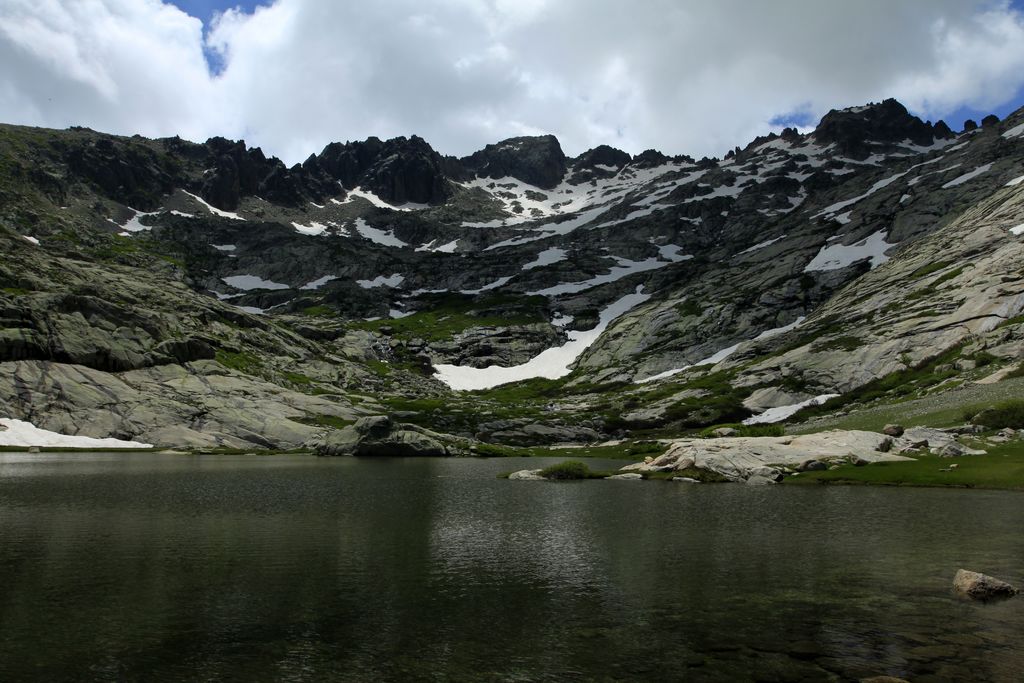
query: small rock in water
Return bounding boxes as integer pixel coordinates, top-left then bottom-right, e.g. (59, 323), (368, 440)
(672, 477), (700, 483)
(606, 473), (643, 480)
(953, 569), (1019, 600)
(882, 424), (904, 437)
(508, 469), (545, 481)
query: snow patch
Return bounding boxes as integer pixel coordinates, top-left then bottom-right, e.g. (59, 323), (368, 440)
(357, 274), (404, 289)
(738, 235), (787, 255)
(0, 418), (152, 449)
(221, 275), (290, 291)
(212, 244), (236, 252)
(352, 218), (408, 248)
(1010, 224), (1024, 236)
(742, 394), (840, 425)
(460, 276), (514, 295)
(21, 235), (39, 245)
(433, 286), (650, 390)
(528, 256), (668, 296)
(300, 275), (338, 290)
(941, 163), (992, 189)
(292, 221), (329, 236)
(1005, 174), (1024, 187)
(522, 247), (567, 270)
(1002, 122), (1024, 138)
(804, 230), (893, 272)
(335, 187), (429, 212)
(180, 190), (244, 220)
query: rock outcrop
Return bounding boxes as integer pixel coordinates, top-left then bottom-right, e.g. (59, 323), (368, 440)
(315, 415), (465, 457)
(953, 569), (1019, 600)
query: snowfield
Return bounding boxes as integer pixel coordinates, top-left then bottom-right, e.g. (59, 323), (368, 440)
(433, 286), (650, 390)
(0, 418), (152, 449)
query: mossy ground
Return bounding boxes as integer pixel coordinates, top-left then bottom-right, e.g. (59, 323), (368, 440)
(787, 441), (1024, 490)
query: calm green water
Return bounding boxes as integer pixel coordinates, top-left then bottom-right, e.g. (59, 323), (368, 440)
(1, 453), (1023, 682)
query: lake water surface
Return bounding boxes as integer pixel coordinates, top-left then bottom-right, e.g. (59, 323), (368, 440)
(1, 452), (1023, 681)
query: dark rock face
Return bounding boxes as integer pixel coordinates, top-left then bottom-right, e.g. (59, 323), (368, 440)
(963, 119), (979, 132)
(65, 136), (176, 211)
(316, 135), (452, 205)
(461, 135), (567, 189)
(632, 149), (670, 167)
(982, 114), (1001, 127)
(814, 99), (941, 157)
(575, 145), (632, 170)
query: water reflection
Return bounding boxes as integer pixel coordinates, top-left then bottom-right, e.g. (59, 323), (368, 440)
(1, 454), (1022, 681)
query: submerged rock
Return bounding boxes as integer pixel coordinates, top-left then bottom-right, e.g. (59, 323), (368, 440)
(315, 415), (457, 457)
(953, 569), (1019, 601)
(508, 469), (545, 480)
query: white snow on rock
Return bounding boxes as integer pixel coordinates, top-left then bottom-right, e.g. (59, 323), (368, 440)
(754, 316), (805, 340)
(120, 208), (160, 232)
(170, 210), (195, 218)
(636, 317), (806, 384)
(942, 163), (993, 189)
(433, 286), (650, 390)
(528, 256), (669, 296)
(180, 190), (244, 220)
(0, 418), (152, 449)
(233, 305), (265, 315)
(1002, 122), (1024, 138)
(352, 218), (408, 248)
(804, 230), (893, 272)
(357, 273), (404, 289)
(522, 247), (567, 270)
(459, 276), (514, 295)
(416, 239), (460, 253)
(300, 275), (338, 290)
(389, 308), (413, 319)
(212, 244), (236, 252)
(21, 235), (39, 245)
(1010, 224), (1024, 236)
(658, 244), (693, 262)
(742, 394), (840, 425)
(333, 187), (429, 212)
(221, 274), (290, 290)
(1005, 174), (1024, 187)
(292, 221), (329, 236)
(738, 235), (787, 255)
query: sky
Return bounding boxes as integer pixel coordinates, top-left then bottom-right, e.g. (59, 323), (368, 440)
(2, 0), (1024, 166)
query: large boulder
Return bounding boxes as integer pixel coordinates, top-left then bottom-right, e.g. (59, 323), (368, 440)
(315, 415), (455, 457)
(953, 569), (1019, 601)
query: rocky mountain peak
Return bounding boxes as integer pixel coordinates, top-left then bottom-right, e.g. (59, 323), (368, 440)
(813, 98), (952, 158)
(461, 134), (567, 189)
(315, 135), (452, 205)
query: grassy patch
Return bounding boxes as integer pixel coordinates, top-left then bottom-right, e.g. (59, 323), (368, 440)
(291, 415), (355, 430)
(909, 261), (951, 278)
(788, 442), (1024, 490)
(971, 400), (1024, 429)
(301, 304), (335, 317)
(537, 460), (607, 480)
(215, 349), (262, 375)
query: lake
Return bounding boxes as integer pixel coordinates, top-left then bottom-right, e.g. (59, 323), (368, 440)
(1, 452), (1022, 681)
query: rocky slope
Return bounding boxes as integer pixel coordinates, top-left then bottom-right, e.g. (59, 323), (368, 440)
(1, 99), (1023, 449)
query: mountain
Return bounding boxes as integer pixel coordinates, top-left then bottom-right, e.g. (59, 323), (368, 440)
(1, 98), (1023, 450)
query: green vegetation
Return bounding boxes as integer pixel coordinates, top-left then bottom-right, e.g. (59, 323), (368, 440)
(352, 292), (547, 342)
(301, 304), (334, 317)
(792, 344), (965, 422)
(675, 299), (703, 317)
(215, 349), (262, 375)
(290, 415), (355, 430)
(811, 335), (863, 352)
(909, 261), (951, 278)
(283, 371), (312, 385)
(537, 460), (599, 479)
(788, 442), (1024, 490)
(970, 400), (1024, 429)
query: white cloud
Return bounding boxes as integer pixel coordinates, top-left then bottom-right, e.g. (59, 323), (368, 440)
(1, 0), (1023, 164)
